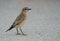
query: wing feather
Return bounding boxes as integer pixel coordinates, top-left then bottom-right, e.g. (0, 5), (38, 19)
(12, 14), (25, 26)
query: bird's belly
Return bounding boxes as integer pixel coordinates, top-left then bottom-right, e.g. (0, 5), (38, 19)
(15, 19), (26, 28)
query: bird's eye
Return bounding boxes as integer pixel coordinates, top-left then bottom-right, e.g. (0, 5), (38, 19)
(25, 8), (27, 10)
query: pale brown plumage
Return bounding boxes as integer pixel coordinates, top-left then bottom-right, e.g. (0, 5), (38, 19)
(6, 7), (31, 35)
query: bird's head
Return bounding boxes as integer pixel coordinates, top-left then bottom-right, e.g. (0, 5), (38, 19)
(22, 7), (31, 15)
(22, 7), (31, 11)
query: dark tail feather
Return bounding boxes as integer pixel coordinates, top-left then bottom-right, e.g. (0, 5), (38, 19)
(6, 25), (14, 32)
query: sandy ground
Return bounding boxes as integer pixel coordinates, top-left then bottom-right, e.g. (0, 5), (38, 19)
(0, 0), (60, 41)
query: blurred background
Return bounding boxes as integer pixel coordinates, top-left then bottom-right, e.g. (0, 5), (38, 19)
(0, 0), (60, 41)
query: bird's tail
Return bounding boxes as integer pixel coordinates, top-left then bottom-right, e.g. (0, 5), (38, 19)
(6, 25), (14, 32)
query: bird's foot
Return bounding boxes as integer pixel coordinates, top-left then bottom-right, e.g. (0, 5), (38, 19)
(16, 33), (21, 35)
(22, 34), (27, 36)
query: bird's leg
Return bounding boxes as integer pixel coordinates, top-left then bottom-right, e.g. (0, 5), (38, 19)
(16, 28), (20, 35)
(20, 28), (26, 35)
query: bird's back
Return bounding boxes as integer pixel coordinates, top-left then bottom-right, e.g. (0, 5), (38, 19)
(13, 12), (27, 26)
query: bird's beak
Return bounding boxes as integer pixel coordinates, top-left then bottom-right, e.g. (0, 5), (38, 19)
(28, 8), (31, 10)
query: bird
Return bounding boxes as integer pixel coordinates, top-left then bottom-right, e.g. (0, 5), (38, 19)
(6, 7), (31, 35)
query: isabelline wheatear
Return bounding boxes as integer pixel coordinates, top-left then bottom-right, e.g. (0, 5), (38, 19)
(6, 7), (31, 35)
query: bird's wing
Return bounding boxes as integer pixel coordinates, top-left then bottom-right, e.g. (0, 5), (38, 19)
(13, 18), (24, 26)
(12, 14), (25, 27)
(5, 14), (24, 32)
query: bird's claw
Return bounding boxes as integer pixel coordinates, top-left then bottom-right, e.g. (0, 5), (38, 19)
(16, 33), (21, 35)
